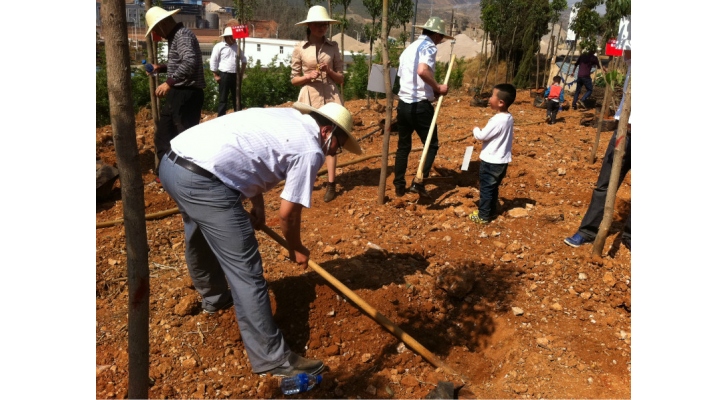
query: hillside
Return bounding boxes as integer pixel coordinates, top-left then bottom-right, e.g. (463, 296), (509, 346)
(96, 90), (631, 398)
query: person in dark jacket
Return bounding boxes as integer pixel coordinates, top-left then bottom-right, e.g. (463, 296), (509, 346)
(144, 6), (205, 171)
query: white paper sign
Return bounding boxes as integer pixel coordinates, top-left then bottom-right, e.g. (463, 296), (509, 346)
(461, 146), (474, 171)
(367, 64), (398, 93)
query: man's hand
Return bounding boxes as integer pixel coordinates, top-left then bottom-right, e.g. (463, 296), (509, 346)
(249, 205), (265, 230)
(436, 84), (449, 97)
(155, 82), (171, 97)
(249, 194), (266, 230)
(214, 73), (221, 83)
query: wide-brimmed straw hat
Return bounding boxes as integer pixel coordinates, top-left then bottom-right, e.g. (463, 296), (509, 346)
(293, 102), (362, 155)
(415, 17), (454, 40)
(296, 5), (340, 26)
(221, 27), (233, 37)
(145, 6), (180, 37)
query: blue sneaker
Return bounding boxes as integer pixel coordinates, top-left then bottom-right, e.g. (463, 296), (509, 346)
(564, 232), (592, 248)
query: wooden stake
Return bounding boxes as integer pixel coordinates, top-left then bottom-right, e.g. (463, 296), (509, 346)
(413, 53), (457, 184)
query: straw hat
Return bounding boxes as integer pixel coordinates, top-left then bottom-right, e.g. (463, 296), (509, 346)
(221, 27), (233, 37)
(415, 17), (454, 40)
(293, 102), (362, 155)
(145, 6), (180, 37)
(296, 5), (340, 26)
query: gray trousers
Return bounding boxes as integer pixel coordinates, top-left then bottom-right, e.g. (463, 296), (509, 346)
(158, 153), (290, 373)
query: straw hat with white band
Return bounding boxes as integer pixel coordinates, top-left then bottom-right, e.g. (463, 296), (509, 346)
(414, 16), (454, 40)
(293, 102), (362, 155)
(295, 5), (340, 26)
(145, 6), (180, 37)
(221, 27), (233, 37)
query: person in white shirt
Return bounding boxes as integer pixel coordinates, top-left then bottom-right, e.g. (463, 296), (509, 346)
(470, 83), (517, 224)
(210, 27), (247, 117)
(157, 102), (362, 377)
(393, 16), (453, 198)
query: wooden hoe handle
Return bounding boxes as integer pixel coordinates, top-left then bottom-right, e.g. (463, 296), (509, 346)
(414, 53), (457, 184)
(259, 224), (458, 376)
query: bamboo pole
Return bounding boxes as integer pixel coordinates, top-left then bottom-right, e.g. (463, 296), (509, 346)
(413, 53), (457, 185)
(590, 55), (613, 164)
(259, 225), (460, 377)
(376, 0), (392, 205)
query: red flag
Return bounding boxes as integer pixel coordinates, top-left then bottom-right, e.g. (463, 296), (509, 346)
(232, 25), (249, 39)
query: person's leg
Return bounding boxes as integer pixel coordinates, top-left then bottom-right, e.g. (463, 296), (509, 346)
(412, 102), (439, 181)
(177, 88), (204, 132)
(477, 161), (504, 220)
(159, 155), (232, 311)
(394, 101), (415, 190)
(572, 78), (583, 108)
(577, 130), (631, 240)
(323, 154), (337, 202)
(581, 76), (594, 103)
(489, 163), (508, 219)
(163, 161), (290, 373)
(155, 89), (180, 162)
(217, 72), (231, 117)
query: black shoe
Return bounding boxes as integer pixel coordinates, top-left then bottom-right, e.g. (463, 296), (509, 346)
(202, 297), (234, 315)
(395, 186), (406, 197)
(408, 182), (430, 198)
(259, 352), (324, 377)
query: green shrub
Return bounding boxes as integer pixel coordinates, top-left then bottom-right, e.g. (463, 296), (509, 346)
(434, 57), (465, 90)
(594, 70), (626, 89)
(240, 55), (300, 108)
(343, 52), (369, 101)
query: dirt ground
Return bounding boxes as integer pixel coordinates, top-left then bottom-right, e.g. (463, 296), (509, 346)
(96, 90), (631, 399)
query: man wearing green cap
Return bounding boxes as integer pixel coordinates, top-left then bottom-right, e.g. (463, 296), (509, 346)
(393, 16), (453, 198)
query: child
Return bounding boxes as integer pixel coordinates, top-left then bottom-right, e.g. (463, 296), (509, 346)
(470, 83), (517, 225)
(543, 76), (564, 124)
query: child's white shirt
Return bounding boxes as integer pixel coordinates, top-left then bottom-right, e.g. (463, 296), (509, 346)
(473, 112), (514, 163)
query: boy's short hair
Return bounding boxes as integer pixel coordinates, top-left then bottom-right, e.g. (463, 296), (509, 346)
(552, 76), (562, 83)
(493, 83), (517, 108)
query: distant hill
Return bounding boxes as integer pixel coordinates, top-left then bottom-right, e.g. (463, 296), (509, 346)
(213, 0), (481, 27)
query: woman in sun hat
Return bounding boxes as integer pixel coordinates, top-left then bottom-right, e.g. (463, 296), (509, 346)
(290, 5), (345, 203)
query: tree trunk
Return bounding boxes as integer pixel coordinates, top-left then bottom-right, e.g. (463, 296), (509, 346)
(590, 55), (614, 163)
(377, 0), (392, 205)
(535, 39), (540, 88)
(236, 38), (242, 111)
(100, 1), (150, 398)
(592, 76), (630, 256)
(475, 33), (487, 91)
(144, 0), (159, 123)
(590, 83), (612, 164)
(340, 9), (346, 105)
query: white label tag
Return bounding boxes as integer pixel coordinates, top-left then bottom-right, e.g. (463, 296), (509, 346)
(461, 146), (474, 171)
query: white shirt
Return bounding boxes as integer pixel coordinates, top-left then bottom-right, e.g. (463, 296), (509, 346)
(170, 108), (325, 208)
(397, 35), (438, 103)
(473, 112), (515, 164)
(210, 41), (245, 74)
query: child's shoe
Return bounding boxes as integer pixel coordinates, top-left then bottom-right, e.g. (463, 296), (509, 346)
(469, 210), (491, 225)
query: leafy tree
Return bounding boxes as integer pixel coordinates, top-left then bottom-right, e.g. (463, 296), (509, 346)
(570, 0), (604, 52)
(343, 52), (370, 100)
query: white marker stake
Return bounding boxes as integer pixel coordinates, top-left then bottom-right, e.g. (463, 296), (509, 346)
(461, 146), (474, 171)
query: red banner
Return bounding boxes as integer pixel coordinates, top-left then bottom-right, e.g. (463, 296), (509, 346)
(231, 25), (249, 39)
(605, 38), (623, 57)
